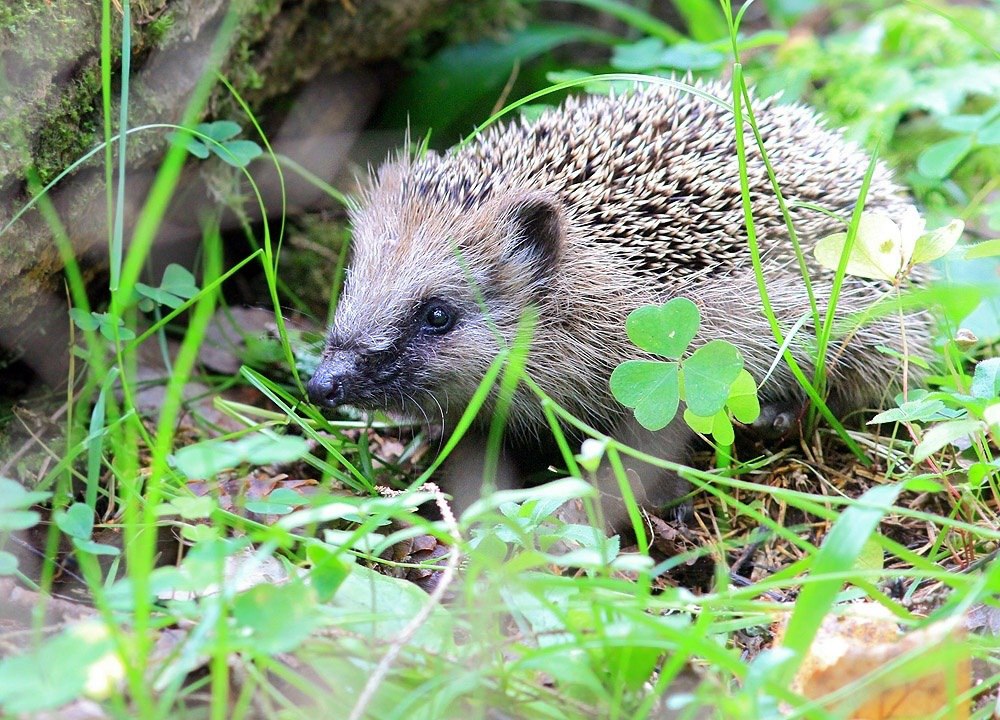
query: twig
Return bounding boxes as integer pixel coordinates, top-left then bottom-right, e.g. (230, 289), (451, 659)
(347, 483), (461, 720)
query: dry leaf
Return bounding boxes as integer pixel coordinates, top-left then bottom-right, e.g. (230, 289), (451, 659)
(777, 603), (970, 719)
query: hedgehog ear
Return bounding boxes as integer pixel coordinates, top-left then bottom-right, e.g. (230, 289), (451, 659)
(500, 193), (564, 279)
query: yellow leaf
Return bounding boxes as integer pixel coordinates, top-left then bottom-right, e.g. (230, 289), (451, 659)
(776, 604), (970, 719)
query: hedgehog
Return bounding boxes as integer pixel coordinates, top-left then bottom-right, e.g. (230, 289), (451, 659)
(307, 80), (928, 520)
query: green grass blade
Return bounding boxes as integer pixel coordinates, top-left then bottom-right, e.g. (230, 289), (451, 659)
(462, 73), (730, 145)
(238, 366), (371, 491)
(277, 154), (353, 208)
(1, 123), (189, 238)
(416, 351), (509, 485)
(812, 149), (881, 405)
(483, 310), (537, 492)
(100, 0), (113, 273)
(721, 34), (864, 459)
(737, 83), (820, 332)
(126, 249), (263, 349)
(779, 483), (902, 671)
(213, 75), (305, 396)
(111, 10), (240, 318)
(109, 0), (130, 292)
(673, 0), (728, 41)
(85, 368), (119, 510)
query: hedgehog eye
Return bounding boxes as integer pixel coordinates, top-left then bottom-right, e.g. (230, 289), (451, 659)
(420, 301), (456, 334)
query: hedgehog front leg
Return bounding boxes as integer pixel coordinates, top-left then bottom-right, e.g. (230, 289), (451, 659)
(436, 429), (523, 513)
(593, 414), (696, 528)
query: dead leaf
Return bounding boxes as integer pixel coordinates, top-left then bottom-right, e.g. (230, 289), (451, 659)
(777, 603), (970, 719)
(966, 603), (1000, 636)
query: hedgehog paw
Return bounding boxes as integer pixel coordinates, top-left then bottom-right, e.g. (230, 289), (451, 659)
(660, 499), (693, 524)
(752, 400), (802, 439)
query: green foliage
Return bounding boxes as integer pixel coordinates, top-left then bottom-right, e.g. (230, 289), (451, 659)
(170, 120), (263, 168)
(5, 0), (1000, 717)
(612, 360), (681, 430)
(610, 298), (760, 445)
(972, 357), (1000, 398)
(144, 12), (175, 44)
(469, 490), (620, 569)
(868, 389), (960, 426)
(134, 263), (199, 311)
(683, 370), (760, 446)
(0, 621), (120, 713)
(380, 23), (616, 143)
(754, 4), (1000, 228)
(69, 307), (135, 340)
(69, 263), (201, 340)
(813, 209), (963, 281)
(29, 66), (104, 185)
(917, 103), (1000, 179)
(0, 476), (50, 534)
(171, 432), (310, 479)
(682, 340), (744, 416)
(55, 502), (120, 556)
(548, 27), (785, 94)
(869, 357), (1000, 481)
(778, 482), (901, 670)
(232, 580), (323, 654)
(612, 37), (727, 73)
(0, 477), (51, 576)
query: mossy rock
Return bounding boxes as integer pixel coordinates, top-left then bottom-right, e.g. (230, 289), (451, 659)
(0, 0), (523, 373)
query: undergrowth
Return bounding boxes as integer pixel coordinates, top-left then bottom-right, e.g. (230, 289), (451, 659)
(0, 0), (999, 719)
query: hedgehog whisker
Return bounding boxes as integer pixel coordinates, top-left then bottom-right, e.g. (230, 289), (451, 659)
(426, 391), (447, 458)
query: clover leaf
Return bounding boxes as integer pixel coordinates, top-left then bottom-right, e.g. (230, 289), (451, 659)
(681, 340), (744, 417)
(610, 360), (680, 432)
(625, 297), (700, 359)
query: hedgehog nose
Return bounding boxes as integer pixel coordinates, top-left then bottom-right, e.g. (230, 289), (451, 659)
(307, 363), (349, 408)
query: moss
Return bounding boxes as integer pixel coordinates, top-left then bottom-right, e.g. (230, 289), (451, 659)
(0, 0), (56, 32)
(0, 0), (101, 182)
(33, 70), (103, 185)
(4, 0), (526, 182)
(5, 0), (527, 187)
(1, 0), (186, 186)
(143, 12), (175, 45)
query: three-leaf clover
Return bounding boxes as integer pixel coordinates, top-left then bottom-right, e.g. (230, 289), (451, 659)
(68, 264), (200, 338)
(171, 120), (263, 168)
(0, 477), (52, 575)
(69, 309), (136, 341)
(610, 297), (760, 444)
(55, 503), (120, 556)
(135, 263), (199, 311)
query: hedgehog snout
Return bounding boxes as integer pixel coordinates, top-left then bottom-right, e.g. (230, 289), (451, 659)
(307, 340), (409, 409)
(306, 353), (355, 408)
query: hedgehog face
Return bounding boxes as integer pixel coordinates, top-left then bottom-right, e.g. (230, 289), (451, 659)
(306, 189), (566, 425)
(308, 289), (484, 422)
